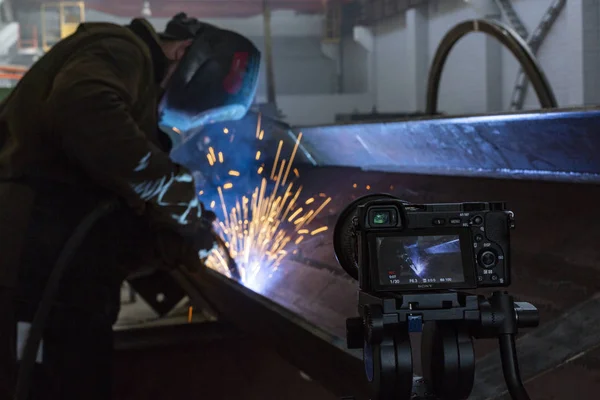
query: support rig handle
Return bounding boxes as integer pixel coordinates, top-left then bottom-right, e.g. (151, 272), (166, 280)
(478, 291), (539, 400)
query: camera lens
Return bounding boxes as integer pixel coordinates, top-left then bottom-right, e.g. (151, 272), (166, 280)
(479, 250), (497, 268)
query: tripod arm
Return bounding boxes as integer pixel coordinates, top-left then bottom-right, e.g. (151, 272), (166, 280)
(499, 334), (530, 400)
(482, 291), (539, 400)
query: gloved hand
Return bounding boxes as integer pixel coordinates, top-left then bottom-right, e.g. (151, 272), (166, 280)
(196, 203), (217, 258)
(200, 201), (216, 223)
(155, 203), (218, 272)
(195, 220), (218, 260)
(195, 205), (241, 279)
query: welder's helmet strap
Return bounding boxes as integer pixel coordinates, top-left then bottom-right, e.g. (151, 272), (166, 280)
(159, 17), (261, 133)
(159, 12), (209, 40)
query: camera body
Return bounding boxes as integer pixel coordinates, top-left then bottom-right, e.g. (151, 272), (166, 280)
(354, 199), (514, 293)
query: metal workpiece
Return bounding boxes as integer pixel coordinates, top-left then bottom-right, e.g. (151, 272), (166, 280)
(230, 168), (600, 397)
(182, 266), (370, 399)
(122, 108), (600, 398)
(129, 166), (600, 398)
(295, 108), (600, 183)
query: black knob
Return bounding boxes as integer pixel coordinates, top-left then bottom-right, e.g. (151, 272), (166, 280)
(514, 302), (540, 329)
(479, 250), (497, 268)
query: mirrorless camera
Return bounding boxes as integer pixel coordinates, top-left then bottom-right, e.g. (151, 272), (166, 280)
(334, 195), (537, 400)
(334, 194), (515, 293)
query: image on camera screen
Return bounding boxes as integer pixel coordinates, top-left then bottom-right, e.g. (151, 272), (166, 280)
(376, 235), (465, 286)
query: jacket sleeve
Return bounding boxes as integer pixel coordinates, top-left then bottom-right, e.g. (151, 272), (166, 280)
(46, 37), (201, 233)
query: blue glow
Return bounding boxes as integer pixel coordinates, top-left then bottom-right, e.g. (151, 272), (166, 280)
(159, 53), (259, 146)
(241, 261), (282, 295)
(405, 243), (425, 276)
(424, 239), (461, 254)
(161, 104), (248, 142)
(168, 113), (289, 293)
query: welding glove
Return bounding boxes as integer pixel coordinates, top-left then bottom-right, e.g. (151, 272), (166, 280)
(195, 210), (218, 260)
(155, 203), (218, 273)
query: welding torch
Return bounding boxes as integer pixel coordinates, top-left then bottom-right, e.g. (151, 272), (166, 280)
(200, 209), (241, 281)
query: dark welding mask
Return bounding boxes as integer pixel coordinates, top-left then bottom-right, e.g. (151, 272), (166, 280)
(158, 13), (261, 136)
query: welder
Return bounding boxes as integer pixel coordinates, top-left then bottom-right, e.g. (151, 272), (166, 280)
(0, 12), (260, 400)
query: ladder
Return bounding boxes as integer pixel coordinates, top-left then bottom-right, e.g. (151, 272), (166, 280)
(507, 0), (566, 110)
(494, 0), (528, 39)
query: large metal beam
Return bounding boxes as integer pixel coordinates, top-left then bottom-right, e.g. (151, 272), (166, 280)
(164, 165), (600, 399)
(294, 108), (600, 184)
(181, 267), (370, 399)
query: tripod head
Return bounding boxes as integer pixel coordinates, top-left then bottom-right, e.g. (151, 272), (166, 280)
(345, 290), (539, 400)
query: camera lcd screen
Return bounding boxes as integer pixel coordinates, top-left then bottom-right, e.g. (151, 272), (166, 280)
(376, 235), (465, 286)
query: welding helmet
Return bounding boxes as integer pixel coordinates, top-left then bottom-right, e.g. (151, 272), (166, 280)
(158, 13), (261, 138)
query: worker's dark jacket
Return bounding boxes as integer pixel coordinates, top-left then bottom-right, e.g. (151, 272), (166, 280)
(0, 20), (203, 299)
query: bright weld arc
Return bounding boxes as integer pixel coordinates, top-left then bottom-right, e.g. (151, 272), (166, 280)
(202, 120), (331, 293)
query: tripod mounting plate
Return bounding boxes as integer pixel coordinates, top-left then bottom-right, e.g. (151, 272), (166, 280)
(359, 291), (482, 327)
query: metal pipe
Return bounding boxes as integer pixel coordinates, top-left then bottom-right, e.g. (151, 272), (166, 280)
(426, 19), (557, 115)
(262, 0), (277, 105)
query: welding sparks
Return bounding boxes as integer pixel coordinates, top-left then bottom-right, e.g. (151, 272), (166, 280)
(201, 119), (331, 293)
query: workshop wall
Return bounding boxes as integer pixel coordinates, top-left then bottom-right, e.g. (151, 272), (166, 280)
(15, 0), (597, 125)
(83, 10), (339, 98)
(372, 16), (410, 113)
(86, 9), (375, 125)
(370, 1), (487, 115)
(427, 0), (487, 115)
(17, 9), (339, 96)
(370, 0), (578, 115)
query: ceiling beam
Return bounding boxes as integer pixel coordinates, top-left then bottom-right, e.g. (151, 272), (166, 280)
(16, 0), (329, 19)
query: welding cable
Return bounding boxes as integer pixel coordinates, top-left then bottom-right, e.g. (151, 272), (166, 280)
(13, 199), (120, 400)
